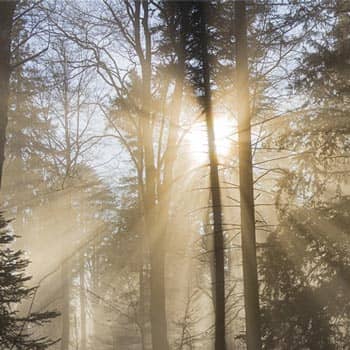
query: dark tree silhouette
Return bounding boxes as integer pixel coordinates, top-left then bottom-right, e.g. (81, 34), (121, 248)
(0, 1), (17, 187)
(0, 215), (59, 349)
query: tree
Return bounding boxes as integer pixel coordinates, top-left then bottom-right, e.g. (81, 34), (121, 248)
(0, 1), (17, 187)
(272, 0), (350, 207)
(260, 198), (350, 349)
(235, 1), (262, 349)
(198, 3), (227, 350)
(176, 2), (228, 348)
(0, 2), (58, 349)
(0, 215), (58, 349)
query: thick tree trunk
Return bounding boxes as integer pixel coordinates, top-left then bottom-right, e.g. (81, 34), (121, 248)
(235, 1), (262, 349)
(0, 1), (16, 189)
(144, 106), (168, 350)
(144, 79), (169, 350)
(199, 3), (226, 350)
(149, 239), (168, 350)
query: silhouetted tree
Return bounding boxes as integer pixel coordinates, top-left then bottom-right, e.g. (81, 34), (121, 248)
(0, 214), (58, 349)
(0, 1), (17, 187)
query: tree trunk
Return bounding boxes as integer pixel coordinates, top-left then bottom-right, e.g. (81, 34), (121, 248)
(80, 253), (87, 350)
(138, 262), (147, 350)
(137, 184), (147, 350)
(235, 1), (262, 349)
(0, 1), (16, 189)
(61, 54), (72, 350)
(198, 3), (226, 350)
(61, 261), (70, 350)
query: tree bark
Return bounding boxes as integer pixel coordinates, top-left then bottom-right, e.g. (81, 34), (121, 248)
(198, 3), (226, 350)
(235, 1), (262, 349)
(0, 1), (17, 189)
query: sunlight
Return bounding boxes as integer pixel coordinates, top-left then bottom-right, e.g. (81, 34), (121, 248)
(2, 0), (344, 348)
(187, 116), (237, 163)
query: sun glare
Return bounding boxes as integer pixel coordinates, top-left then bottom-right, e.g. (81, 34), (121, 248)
(187, 117), (237, 163)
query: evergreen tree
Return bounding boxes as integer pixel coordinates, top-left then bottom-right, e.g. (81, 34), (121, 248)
(260, 197), (350, 349)
(0, 214), (58, 349)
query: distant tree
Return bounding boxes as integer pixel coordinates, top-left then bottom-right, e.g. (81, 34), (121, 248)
(4, 13), (54, 210)
(0, 0), (48, 188)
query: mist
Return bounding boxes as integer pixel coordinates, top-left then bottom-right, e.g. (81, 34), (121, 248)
(0, 1), (349, 350)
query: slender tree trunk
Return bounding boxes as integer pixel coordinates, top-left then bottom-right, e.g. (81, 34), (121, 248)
(61, 54), (72, 350)
(235, 1), (262, 349)
(138, 263), (147, 350)
(203, 209), (216, 311)
(61, 261), (70, 350)
(0, 1), (16, 189)
(198, 3), (226, 350)
(91, 240), (99, 347)
(137, 183), (147, 350)
(80, 253), (87, 350)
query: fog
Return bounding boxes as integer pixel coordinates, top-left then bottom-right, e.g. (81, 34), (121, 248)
(0, 1), (349, 350)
